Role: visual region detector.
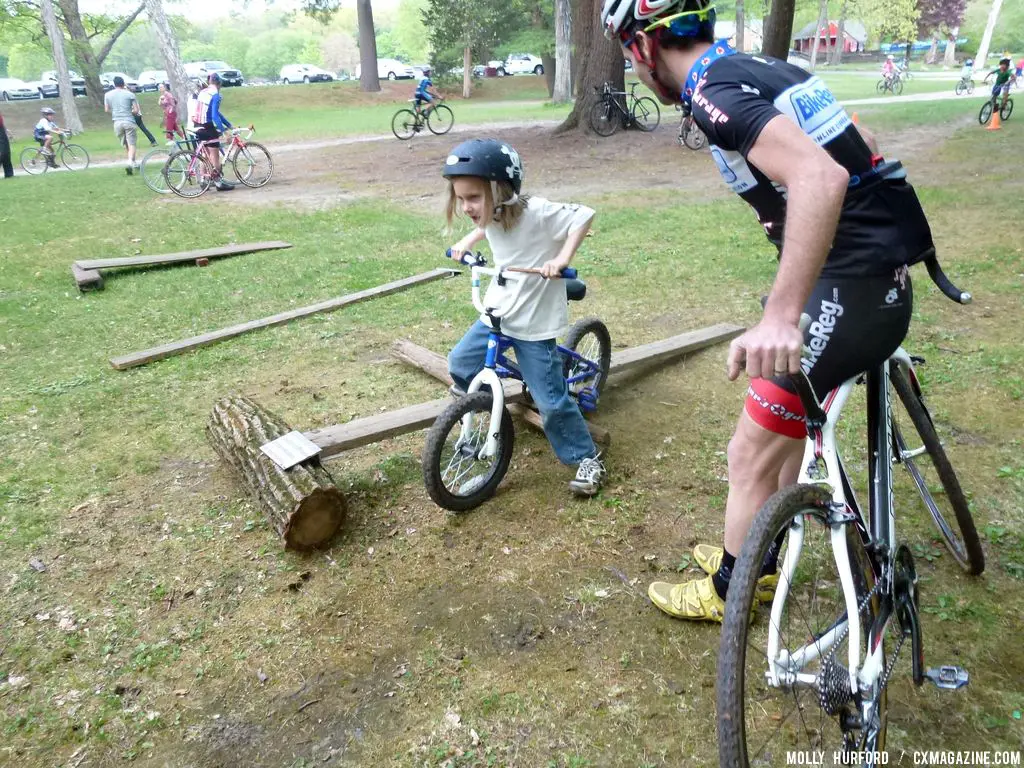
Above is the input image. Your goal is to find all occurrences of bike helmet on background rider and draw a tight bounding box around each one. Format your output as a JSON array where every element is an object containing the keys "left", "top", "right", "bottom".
[
  {"left": 443, "top": 138, "right": 524, "bottom": 195},
  {"left": 41, "top": 107, "right": 55, "bottom": 116}
]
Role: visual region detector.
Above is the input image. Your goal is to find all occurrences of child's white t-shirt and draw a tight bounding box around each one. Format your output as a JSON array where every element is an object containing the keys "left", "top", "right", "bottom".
[
  {"left": 960, "top": 64, "right": 973, "bottom": 78},
  {"left": 482, "top": 196, "right": 594, "bottom": 342}
]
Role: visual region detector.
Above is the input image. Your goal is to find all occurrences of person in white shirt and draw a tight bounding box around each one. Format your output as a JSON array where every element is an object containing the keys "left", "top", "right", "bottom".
[
  {"left": 444, "top": 138, "right": 607, "bottom": 497},
  {"left": 34, "top": 107, "right": 62, "bottom": 167}
]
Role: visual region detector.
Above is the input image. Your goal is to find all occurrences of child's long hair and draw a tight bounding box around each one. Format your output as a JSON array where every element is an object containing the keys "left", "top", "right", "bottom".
[{"left": 445, "top": 179, "right": 529, "bottom": 233}]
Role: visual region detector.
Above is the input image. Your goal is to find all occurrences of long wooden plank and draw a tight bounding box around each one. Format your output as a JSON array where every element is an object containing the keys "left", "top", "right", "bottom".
[
  {"left": 608, "top": 323, "right": 744, "bottom": 375},
  {"left": 110, "top": 268, "right": 459, "bottom": 370},
  {"left": 76, "top": 241, "right": 293, "bottom": 271}
]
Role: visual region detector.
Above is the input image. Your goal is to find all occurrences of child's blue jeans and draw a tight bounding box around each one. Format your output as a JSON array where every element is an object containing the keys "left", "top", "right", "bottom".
[{"left": 448, "top": 321, "right": 598, "bottom": 466}]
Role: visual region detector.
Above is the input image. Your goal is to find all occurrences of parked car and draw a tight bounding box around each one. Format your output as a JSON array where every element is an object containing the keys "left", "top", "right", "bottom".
[
  {"left": 39, "top": 70, "right": 87, "bottom": 97},
  {"left": 136, "top": 70, "right": 167, "bottom": 92},
  {"left": 0, "top": 77, "right": 42, "bottom": 101},
  {"left": 501, "top": 53, "right": 545, "bottom": 76},
  {"left": 100, "top": 72, "right": 140, "bottom": 92},
  {"left": 355, "top": 58, "right": 416, "bottom": 80},
  {"left": 279, "top": 64, "right": 335, "bottom": 84},
  {"left": 184, "top": 60, "right": 244, "bottom": 87}
]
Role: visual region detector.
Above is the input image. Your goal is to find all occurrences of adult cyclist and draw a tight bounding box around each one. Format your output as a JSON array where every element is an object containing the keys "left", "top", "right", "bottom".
[
  {"left": 988, "top": 57, "right": 1017, "bottom": 112},
  {"left": 600, "top": 0, "right": 937, "bottom": 622},
  {"left": 414, "top": 74, "right": 441, "bottom": 117}
]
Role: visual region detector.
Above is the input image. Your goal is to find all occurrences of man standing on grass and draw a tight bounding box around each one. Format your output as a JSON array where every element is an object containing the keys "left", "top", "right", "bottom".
[
  {"left": 104, "top": 75, "right": 140, "bottom": 175},
  {"left": 0, "top": 111, "right": 13, "bottom": 179}
]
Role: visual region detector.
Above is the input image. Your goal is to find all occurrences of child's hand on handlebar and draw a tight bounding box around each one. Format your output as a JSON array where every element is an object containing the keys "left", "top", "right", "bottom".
[{"left": 539, "top": 256, "right": 571, "bottom": 279}]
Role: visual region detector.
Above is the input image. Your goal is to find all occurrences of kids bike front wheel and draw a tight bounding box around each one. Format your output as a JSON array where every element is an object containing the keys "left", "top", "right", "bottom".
[
  {"left": 978, "top": 100, "right": 993, "bottom": 125},
  {"left": 562, "top": 318, "right": 612, "bottom": 410},
  {"left": 423, "top": 392, "right": 514, "bottom": 512}
]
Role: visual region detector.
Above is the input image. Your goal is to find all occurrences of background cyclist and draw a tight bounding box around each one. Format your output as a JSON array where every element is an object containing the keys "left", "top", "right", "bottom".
[{"left": 414, "top": 73, "right": 441, "bottom": 117}]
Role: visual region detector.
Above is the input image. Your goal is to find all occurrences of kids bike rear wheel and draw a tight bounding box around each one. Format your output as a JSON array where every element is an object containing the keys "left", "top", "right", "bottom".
[
  {"left": 392, "top": 109, "right": 418, "bottom": 140},
  {"left": 889, "top": 366, "right": 984, "bottom": 575},
  {"left": 562, "top": 318, "right": 612, "bottom": 406},
  {"left": 427, "top": 104, "right": 454, "bottom": 135},
  {"left": 718, "top": 484, "right": 887, "bottom": 765},
  {"left": 423, "top": 392, "right": 515, "bottom": 512}
]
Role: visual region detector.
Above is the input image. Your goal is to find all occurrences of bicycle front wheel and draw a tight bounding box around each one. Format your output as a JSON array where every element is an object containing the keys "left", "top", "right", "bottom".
[
  {"left": 231, "top": 141, "right": 274, "bottom": 187},
  {"left": 60, "top": 144, "right": 89, "bottom": 171},
  {"left": 140, "top": 147, "right": 172, "bottom": 193},
  {"left": 422, "top": 392, "right": 514, "bottom": 512},
  {"left": 978, "top": 101, "right": 993, "bottom": 125},
  {"left": 589, "top": 100, "right": 618, "bottom": 136},
  {"left": 427, "top": 104, "right": 454, "bottom": 135},
  {"left": 718, "top": 484, "right": 887, "bottom": 765},
  {"left": 890, "top": 366, "right": 984, "bottom": 574},
  {"left": 391, "top": 108, "right": 418, "bottom": 140},
  {"left": 631, "top": 96, "right": 660, "bottom": 132},
  {"left": 955, "top": 81, "right": 965, "bottom": 96},
  {"left": 893, "top": 78, "right": 904, "bottom": 96},
  {"left": 20, "top": 147, "right": 48, "bottom": 175},
  {"left": 164, "top": 150, "right": 214, "bottom": 198},
  {"left": 967, "top": 81, "right": 974, "bottom": 95},
  {"left": 683, "top": 119, "right": 706, "bottom": 150},
  {"left": 876, "top": 79, "right": 887, "bottom": 94}
]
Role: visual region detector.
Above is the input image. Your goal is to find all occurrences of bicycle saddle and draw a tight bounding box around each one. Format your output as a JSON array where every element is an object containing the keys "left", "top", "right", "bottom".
[{"left": 566, "top": 279, "right": 586, "bottom": 302}]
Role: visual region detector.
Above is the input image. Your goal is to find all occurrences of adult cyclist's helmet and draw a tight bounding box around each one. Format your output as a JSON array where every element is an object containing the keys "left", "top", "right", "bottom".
[
  {"left": 601, "top": 0, "right": 715, "bottom": 43},
  {"left": 443, "top": 138, "right": 524, "bottom": 194}
]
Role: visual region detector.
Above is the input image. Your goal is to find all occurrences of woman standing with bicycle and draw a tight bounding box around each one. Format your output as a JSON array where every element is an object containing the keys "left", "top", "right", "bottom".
[{"left": 443, "top": 138, "right": 608, "bottom": 498}]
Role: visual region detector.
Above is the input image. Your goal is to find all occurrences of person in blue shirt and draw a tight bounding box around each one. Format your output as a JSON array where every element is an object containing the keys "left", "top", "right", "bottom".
[
  {"left": 192, "top": 73, "right": 235, "bottom": 191},
  {"left": 414, "top": 76, "right": 441, "bottom": 117}
]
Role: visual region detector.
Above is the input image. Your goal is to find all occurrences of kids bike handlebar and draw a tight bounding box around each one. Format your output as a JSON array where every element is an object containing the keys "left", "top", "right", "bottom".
[{"left": 446, "top": 249, "right": 578, "bottom": 318}]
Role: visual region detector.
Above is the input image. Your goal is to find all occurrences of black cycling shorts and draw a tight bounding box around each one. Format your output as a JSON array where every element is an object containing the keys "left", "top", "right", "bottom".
[
  {"left": 746, "top": 266, "right": 913, "bottom": 438},
  {"left": 195, "top": 123, "right": 220, "bottom": 148}
]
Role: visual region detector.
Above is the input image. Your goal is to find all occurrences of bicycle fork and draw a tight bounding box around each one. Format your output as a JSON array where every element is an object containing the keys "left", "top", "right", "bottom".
[{"left": 465, "top": 337, "right": 506, "bottom": 460}]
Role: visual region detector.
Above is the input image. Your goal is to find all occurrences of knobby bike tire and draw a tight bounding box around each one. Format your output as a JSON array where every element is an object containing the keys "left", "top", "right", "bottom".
[
  {"left": 979, "top": 101, "right": 993, "bottom": 125},
  {"left": 163, "top": 150, "right": 214, "bottom": 199},
  {"left": 890, "top": 366, "right": 984, "bottom": 575},
  {"left": 631, "top": 96, "right": 660, "bottom": 132},
  {"left": 718, "top": 484, "right": 886, "bottom": 765},
  {"left": 422, "top": 392, "right": 515, "bottom": 512},
  {"left": 391, "top": 109, "right": 418, "bottom": 140},
  {"left": 140, "top": 148, "right": 172, "bottom": 193},
  {"left": 20, "top": 147, "right": 47, "bottom": 175},
  {"left": 589, "top": 99, "right": 618, "bottom": 137},
  {"left": 1000, "top": 98, "right": 1013, "bottom": 121},
  {"left": 562, "top": 318, "right": 612, "bottom": 403},
  {"left": 60, "top": 144, "right": 89, "bottom": 171},
  {"left": 232, "top": 141, "right": 274, "bottom": 188},
  {"left": 427, "top": 104, "right": 454, "bottom": 135}
]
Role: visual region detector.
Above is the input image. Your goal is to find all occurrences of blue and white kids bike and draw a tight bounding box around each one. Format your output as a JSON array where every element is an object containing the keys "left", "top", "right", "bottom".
[{"left": 422, "top": 252, "right": 611, "bottom": 512}]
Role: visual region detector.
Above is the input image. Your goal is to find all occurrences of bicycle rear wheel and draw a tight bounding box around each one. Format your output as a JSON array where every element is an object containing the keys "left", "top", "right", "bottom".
[
  {"left": 979, "top": 101, "right": 993, "bottom": 125},
  {"left": 562, "top": 318, "right": 612, "bottom": 407},
  {"left": 589, "top": 100, "right": 618, "bottom": 136},
  {"left": 164, "top": 150, "right": 213, "bottom": 198},
  {"left": 60, "top": 144, "right": 89, "bottom": 171},
  {"left": 391, "top": 109, "right": 418, "bottom": 140},
  {"left": 718, "top": 484, "right": 887, "bottom": 765},
  {"left": 20, "top": 147, "right": 48, "bottom": 175},
  {"left": 427, "top": 104, "right": 454, "bottom": 135},
  {"left": 683, "top": 118, "right": 706, "bottom": 150},
  {"left": 893, "top": 78, "right": 904, "bottom": 96},
  {"left": 631, "top": 96, "right": 660, "bottom": 132},
  {"left": 231, "top": 141, "right": 274, "bottom": 187},
  {"left": 140, "top": 148, "right": 172, "bottom": 193},
  {"left": 890, "top": 365, "right": 984, "bottom": 575}
]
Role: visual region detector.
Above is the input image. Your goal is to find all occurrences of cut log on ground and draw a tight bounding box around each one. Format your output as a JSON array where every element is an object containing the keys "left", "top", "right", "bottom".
[
  {"left": 110, "top": 268, "right": 460, "bottom": 370},
  {"left": 72, "top": 241, "right": 292, "bottom": 290},
  {"left": 208, "top": 395, "right": 346, "bottom": 551}
]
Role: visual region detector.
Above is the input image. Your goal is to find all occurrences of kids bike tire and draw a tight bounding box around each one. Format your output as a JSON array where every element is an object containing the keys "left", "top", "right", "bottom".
[
  {"left": 422, "top": 391, "right": 515, "bottom": 512},
  {"left": 1000, "top": 98, "right": 1013, "bottom": 121},
  {"left": 718, "top": 484, "right": 887, "bottom": 765},
  {"left": 978, "top": 101, "right": 993, "bottom": 125},
  {"left": 890, "top": 366, "right": 984, "bottom": 575},
  {"left": 562, "top": 318, "right": 612, "bottom": 403},
  {"left": 955, "top": 82, "right": 965, "bottom": 96}
]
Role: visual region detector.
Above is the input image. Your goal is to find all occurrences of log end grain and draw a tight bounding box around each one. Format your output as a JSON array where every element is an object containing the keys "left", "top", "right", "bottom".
[{"left": 283, "top": 487, "right": 348, "bottom": 551}]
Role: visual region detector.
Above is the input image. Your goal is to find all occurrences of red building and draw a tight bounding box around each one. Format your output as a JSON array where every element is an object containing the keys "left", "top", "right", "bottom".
[{"left": 792, "top": 20, "right": 867, "bottom": 54}]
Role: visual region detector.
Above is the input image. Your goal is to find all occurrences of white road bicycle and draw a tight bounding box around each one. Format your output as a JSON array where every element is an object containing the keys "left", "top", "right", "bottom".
[{"left": 717, "top": 253, "right": 984, "bottom": 765}]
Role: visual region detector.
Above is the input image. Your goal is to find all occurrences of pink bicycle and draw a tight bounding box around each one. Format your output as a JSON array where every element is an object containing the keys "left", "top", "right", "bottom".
[{"left": 163, "top": 126, "right": 273, "bottom": 198}]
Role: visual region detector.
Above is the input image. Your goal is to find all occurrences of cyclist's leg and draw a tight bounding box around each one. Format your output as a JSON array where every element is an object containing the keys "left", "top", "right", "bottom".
[{"left": 447, "top": 320, "right": 493, "bottom": 393}]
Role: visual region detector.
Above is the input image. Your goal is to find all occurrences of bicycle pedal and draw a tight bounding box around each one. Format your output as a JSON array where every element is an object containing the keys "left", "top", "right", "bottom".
[{"left": 923, "top": 665, "right": 969, "bottom": 690}]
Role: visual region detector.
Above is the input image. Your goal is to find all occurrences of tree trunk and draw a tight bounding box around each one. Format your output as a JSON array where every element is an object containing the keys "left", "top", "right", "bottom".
[
  {"left": 974, "top": 0, "right": 1002, "bottom": 71},
  {"left": 41, "top": 0, "right": 83, "bottom": 133},
  {"left": 357, "top": 0, "right": 380, "bottom": 93},
  {"left": 925, "top": 38, "right": 939, "bottom": 64},
  {"left": 557, "top": 0, "right": 624, "bottom": 133},
  {"left": 207, "top": 396, "right": 347, "bottom": 551},
  {"left": 144, "top": 0, "right": 191, "bottom": 124},
  {"left": 462, "top": 45, "right": 472, "bottom": 99},
  {"left": 809, "top": 0, "right": 827, "bottom": 70},
  {"left": 553, "top": 0, "right": 572, "bottom": 102},
  {"left": 542, "top": 54, "right": 555, "bottom": 97},
  {"left": 735, "top": 0, "right": 745, "bottom": 52},
  {"left": 943, "top": 26, "right": 959, "bottom": 67},
  {"left": 830, "top": 0, "right": 846, "bottom": 65},
  {"left": 56, "top": 0, "right": 102, "bottom": 110},
  {"left": 762, "top": 0, "right": 796, "bottom": 59}
]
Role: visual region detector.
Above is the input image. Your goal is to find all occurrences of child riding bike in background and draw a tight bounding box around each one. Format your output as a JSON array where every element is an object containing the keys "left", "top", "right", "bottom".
[
  {"left": 33, "top": 107, "right": 62, "bottom": 168},
  {"left": 959, "top": 58, "right": 974, "bottom": 85},
  {"left": 414, "top": 75, "right": 442, "bottom": 117},
  {"left": 881, "top": 54, "right": 896, "bottom": 83},
  {"left": 443, "top": 138, "right": 607, "bottom": 498},
  {"left": 989, "top": 57, "right": 1017, "bottom": 111}
]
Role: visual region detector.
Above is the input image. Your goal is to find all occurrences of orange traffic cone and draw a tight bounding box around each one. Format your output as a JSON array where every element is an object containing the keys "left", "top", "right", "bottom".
[{"left": 986, "top": 108, "right": 1002, "bottom": 131}]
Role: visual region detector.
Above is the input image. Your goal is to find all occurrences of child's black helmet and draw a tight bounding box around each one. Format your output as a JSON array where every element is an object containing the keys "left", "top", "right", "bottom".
[{"left": 442, "top": 138, "right": 523, "bottom": 194}]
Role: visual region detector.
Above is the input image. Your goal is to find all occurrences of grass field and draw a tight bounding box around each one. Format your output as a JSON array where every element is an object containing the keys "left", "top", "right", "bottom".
[{"left": 1, "top": 86, "right": 1022, "bottom": 767}]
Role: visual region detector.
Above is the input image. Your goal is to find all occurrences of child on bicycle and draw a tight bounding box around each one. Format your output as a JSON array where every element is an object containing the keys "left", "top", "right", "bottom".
[
  {"left": 414, "top": 75, "right": 441, "bottom": 116},
  {"left": 959, "top": 57, "right": 974, "bottom": 85},
  {"left": 990, "top": 57, "right": 1017, "bottom": 111},
  {"left": 443, "top": 138, "right": 607, "bottom": 497},
  {"left": 34, "top": 107, "right": 61, "bottom": 168}
]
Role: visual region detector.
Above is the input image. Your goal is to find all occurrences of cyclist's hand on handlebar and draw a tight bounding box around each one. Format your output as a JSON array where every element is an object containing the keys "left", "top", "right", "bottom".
[
  {"left": 539, "top": 256, "right": 571, "bottom": 279},
  {"left": 726, "top": 319, "right": 804, "bottom": 381}
]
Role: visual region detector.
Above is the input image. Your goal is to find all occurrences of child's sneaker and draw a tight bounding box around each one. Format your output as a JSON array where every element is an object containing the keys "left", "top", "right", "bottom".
[{"left": 569, "top": 454, "right": 605, "bottom": 497}]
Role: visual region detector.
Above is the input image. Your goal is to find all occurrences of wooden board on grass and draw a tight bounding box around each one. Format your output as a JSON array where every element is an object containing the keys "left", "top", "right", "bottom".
[{"left": 75, "top": 241, "right": 293, "bottom": 271}]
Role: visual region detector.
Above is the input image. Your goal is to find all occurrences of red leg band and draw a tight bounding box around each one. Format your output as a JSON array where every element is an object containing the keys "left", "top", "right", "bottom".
[{"left": 745, "top": 379, "right": 808, "bottom": 440}]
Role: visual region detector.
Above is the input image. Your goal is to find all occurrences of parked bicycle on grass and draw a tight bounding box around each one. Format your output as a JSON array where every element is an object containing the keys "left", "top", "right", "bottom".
[{"left": 589, "top": 81, "right": 661, "bottom": 136}]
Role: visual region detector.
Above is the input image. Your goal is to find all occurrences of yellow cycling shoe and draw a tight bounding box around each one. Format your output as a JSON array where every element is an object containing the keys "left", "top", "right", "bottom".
[
  {"left": 692, "top": 544, "right": 779, "bottom": 604},
  {"left": 648, "top": 574, "right": 728, "bottom": 623}
]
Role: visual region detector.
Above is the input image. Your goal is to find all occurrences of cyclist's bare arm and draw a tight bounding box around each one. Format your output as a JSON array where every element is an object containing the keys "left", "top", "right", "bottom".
[
  {"left": 449, "top": 227, "right": 487, "bottom": 260},
  {"left": 729, "top": 115, "right": 849, "bottom": 379}
]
